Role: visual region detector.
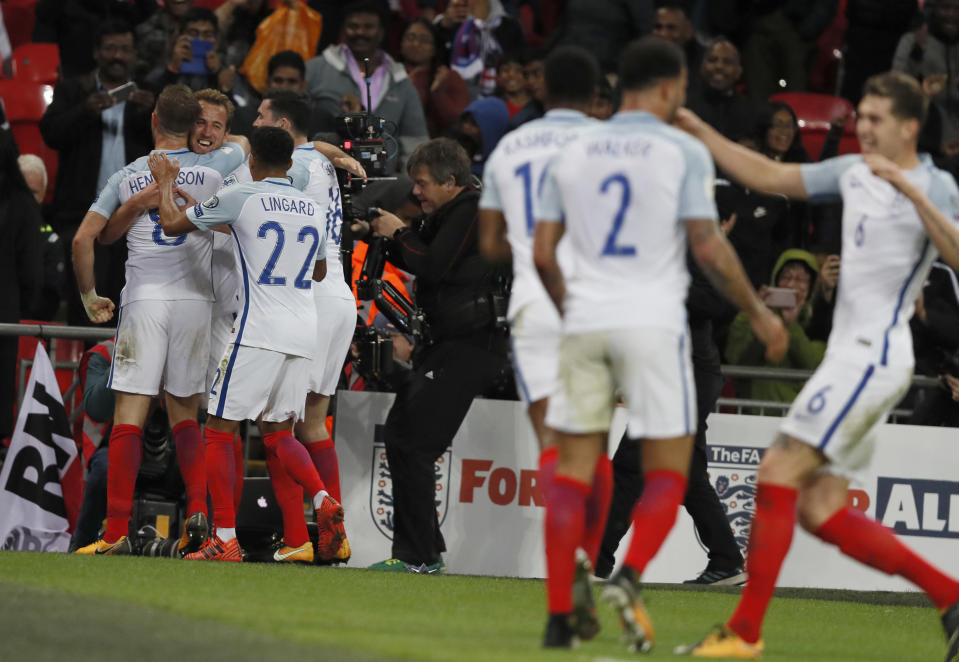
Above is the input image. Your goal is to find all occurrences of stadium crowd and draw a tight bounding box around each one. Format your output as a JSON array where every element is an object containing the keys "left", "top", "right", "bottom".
[{"left": 2, "top": 0, "right": 959, "bottom": 657}]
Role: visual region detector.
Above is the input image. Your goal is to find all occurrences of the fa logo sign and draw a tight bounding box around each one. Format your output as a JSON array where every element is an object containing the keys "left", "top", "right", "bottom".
[
  {"left": 706, "top": 444, "right": 765, "bottom": 555},
  {"left": 369, "top": 425, "right": 451, "bottom": 540}
]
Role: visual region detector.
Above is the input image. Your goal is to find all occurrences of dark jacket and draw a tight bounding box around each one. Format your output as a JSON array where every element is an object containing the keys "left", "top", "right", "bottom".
[
  {"left": 0, "top": 189, "right": 43, "bottom": 321},
  {"left": 686, "top": 83, "right": 758, "bottom": 143},
  {"left": 39, "top": 75, "right": 154, "bottom": 230},
  {"left": 385, "top": 189, "right": 504, "bottom": 342}
]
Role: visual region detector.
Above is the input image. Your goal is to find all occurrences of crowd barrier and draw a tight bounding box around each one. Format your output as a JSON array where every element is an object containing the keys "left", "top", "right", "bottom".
[{"left": 336, "top": 391, "right": 959, "bottom": 589}]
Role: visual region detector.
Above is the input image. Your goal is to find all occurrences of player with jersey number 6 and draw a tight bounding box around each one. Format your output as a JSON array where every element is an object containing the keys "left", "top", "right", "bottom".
[
  {"left": 531, "top": 37, "right": 787, "bottom": 651},
  {"left": 147, "top": 126, "right": 345, "bottom": 563},
  {"left": 673, "top": 71, "right": 959, "bottom": 661}
]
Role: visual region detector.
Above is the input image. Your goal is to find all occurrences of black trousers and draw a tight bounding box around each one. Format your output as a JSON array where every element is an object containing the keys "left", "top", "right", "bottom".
[
  {"left": 384, "top": 335, "right": 508, "bottom": 565},
  {"left": 595, "top": 321, "right": 743, "bottom": 578}
]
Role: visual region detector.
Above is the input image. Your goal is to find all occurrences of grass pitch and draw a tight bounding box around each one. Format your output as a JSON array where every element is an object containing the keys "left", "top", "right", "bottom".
[{"left": 0, "top": 552, "right": 947, "bottom": 661}]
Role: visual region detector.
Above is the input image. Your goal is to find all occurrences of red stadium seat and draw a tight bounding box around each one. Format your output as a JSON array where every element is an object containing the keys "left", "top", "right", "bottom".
[
  {"left": 769, "top": 92, "right": 860, "bottom": 159},
  {"left": 0, "top": 79, "right": 57, "bottom": 202},
  {"left": 12, "top": 43, "right": 60, "bottom": 84},
  {"left": 2, "top": 0, "right": 38, "bottom": 51}
]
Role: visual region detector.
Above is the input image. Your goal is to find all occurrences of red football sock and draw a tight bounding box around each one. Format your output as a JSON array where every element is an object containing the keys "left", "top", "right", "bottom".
[
  {"left": 232, "top": 434, "right": 244, "bottom": 512},
  {"left": 305, "top": 439, "right": 341, "bottom": 503},
  {"left": 172, "top": 420, "right": 206, "bottom": 517},
  {"left": 544, "top": 474, "right": 590, "bottom": 614},
  {"left": 265, "top": 444, "right": 309, "bottom": 547},
  {"left": 204, "top": 428, "right": 236, "bottom": 529},
  {"left": 727, "top": 483, "right": 799, "bottom": 644},
  {"left": 583, "top": 455, "right": 613, "bottom": 567},
  {"left": 104, "top": 424, "right": 143, "bottom": 542},
  {"left": 537, "top": 446, "right": 558, "bottom": 504},
  {"left": 815, "top": 506, "right": 959, "bottom": 610},
  {"left": 262, "top": 431, "right": 325, "bottom": 499},
  {"left": 623, "top": 469, "right": 687, "bottom": 574}
]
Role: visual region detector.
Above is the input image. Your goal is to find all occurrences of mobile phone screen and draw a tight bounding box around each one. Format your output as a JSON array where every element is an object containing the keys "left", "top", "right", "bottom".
[
  {"left": 180, "top": 39, "right": 213, "bottom": 75},
  {"left": 109, "top": 82, "right": 137, "bottom": 103}
]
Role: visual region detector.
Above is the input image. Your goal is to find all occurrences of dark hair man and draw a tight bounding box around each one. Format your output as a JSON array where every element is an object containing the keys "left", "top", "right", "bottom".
[
  {"left": 685, "top": 37, "right": 757, "bottom": 144},
  {"left": 39, "top": 18, "right": 155, "bottom": 327},
  {"left": 674, "top": 70, "right": 959, "bottom": 661},
  {"left": 304, "top": 0, "right": 428, "bottom": 171},
  {"left": 533, "top": 36, "right": 785, "bottom": 650},
  {"left": 354, "top": 137, "right": 510, "bottom": 573}
]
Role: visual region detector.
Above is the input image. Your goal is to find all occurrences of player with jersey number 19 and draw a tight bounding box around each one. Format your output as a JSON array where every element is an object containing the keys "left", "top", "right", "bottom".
[
  {"left": 531, "top": 37, "right": 787, "bottom": 651},
  {"left": 148, "top": 126, "right": 344, "bottom": 562},
  {"left": 673, "top": 71, "right": 959, "bottom": 662}
]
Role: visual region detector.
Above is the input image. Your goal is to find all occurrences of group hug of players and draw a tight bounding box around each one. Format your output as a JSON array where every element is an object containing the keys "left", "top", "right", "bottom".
[{"left": 72, "top": 84, "right": 360, "bottom": 565}]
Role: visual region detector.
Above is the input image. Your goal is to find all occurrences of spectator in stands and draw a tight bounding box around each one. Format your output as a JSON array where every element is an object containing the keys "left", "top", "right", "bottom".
[
  {"left": 761, "top": 101, "right": 811, "bottom": 163},
  {"left": 39, "top": 19, "right": 154, "bottom": 327},
  {"left": 0, "top": 127, "right": 42, "bottom": 442},
  {"left": 686, "top": 38, "right": 758, "bottom": 144},
  {"left": 506, "top": 49, "right": 546, "bottom": 130},
  {"left": 740, "top": 0, "right": 840, "bottom": 103},
  {"left": 135, "top": 0, "right": 194, "bottom": 82},
  {"left": 305, "top": 1, "right": 428, "bottom": 171},
  {"left": 893, "top": 0, "right": 959, "bottom": 155},
  {"left": 433, "top": 0, "right": 470, "bottom": 65},
  {"left": 496, "top": 54, "right": 530, "bottom": 117},
  {"left": 400, "top": 18, "right": 470, "bottom": 137},
  {"left": 458, "top": 96, "right": 509, "bottom": 177},
  {"left": 840, "top": 0, "right": 920, "bottom": 105},
  {"left": 447, "top": 0, "right": 526, "bottom": 100},
  {"left": 910, "top": 260, "right": 959, "bottom": 426},
  {"left": 144, "top": 8, "right": 232, "bottom": 93},
  {"left": 214, "top": 0, "right": 273, "bottom": 68},
  {"left": 653, "top": 0, "right": 705, "bottom": 92},
  {"left": 34, "top": 0, "right": 155, "bottom": 80},
  {"left": 551, "top": 0, "right": 654, "bottom": 74},
  {"left": 725, "top": 249, "right": 827, "bottom": 412},
  {"left": 17, "top": 155, "right": 64, "bottom": 322}
]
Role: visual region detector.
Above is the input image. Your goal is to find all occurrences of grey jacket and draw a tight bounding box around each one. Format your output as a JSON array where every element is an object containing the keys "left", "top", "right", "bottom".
[{"left": 305, "top": 44, "right": 428, "bottom": 169}]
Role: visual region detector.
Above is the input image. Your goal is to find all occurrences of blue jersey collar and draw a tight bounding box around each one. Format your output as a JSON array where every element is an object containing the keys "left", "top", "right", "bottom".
[{"left": 264, "top": 176, "right": 293, "bottom": 187}]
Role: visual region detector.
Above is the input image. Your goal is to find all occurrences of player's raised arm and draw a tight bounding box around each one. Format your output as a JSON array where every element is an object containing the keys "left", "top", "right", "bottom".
[
  {"left": 226, "top": 133, "right": 251, "bottom": 155},
  {"left": 148, "top": 153, "right": 195, "bottom": 236},
  {"left": 71, "top": 210, "right": 115, "bottom": 323},
  {"left": 867, "top": 153, "right": 959, "bottom": 270},
  {"left": 674, "top": 108, "right": 808, "bottom": 199},
  {"left": 312, "top": 141, "right": 367, "bottom": 181}
]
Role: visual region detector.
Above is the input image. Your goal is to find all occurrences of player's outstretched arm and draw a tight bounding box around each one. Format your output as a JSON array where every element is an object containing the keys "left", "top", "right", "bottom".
[
  {"left": 72, "top": 211, "right": 116, "bottom": 323},
  {"left": 674, "top": 108, "right": 809, "bottom": 200},
  {"left": 148, "top": 153, "right": 196, "bottom": 236},
  {"left": 687, "top": 217, "right": 788, "bottom": 361},
  {"left": 866, "top": 153, "right": 959, "bottom": 270},
  {"left": 478, "top": 209, "right": 511, "bottom": 263},
  {"left": 226, "top": 133, "right": 250, "bottom": 155},
  {"left": 313, "top": 141, "right": 368, "bottom": 181},
  {"left": 532, "top": 220, "right": 566, "bottom": 314},
  {"left": 100, "top": 182, "right": 160, "bottom": 245}
]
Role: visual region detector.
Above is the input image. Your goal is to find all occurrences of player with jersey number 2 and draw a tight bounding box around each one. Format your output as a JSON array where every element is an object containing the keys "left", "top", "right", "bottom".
[
  {"left": 532, "top": 37, "right": 787, "bottom": 651},
  {"left": 673, "top": 71, "right": 959, "bottom": 661},
  {"left": 148, "top": 126, "right": 343, "bottom": 562}
]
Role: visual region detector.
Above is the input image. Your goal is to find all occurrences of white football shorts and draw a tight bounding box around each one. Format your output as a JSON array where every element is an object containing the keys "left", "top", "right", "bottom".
[
  {"left": 509, "top": 298, "right": 561, "bottom": 404},
  {"left": 780, "top": 356, "right": 912, "bottom": 475},
  {"left": 208, "top": 344, "right": 310, "bottom": 423},
  {"left": 545, "top": 327, "right": 696, "bottom": 438},
  {"left": 308, "top": 293, "right": 356, "bottom": 395},
  {"left": 108, "top": 299, "right": 212, "bottom": 397}
]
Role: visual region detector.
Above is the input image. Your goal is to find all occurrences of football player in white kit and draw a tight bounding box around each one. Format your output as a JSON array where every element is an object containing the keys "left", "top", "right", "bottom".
[
  {"left": 532, "top": 38, "right": 787, "bottom": 650},
  {"left": 478, "top": 46, "right": 606, "bottom": 640},
  {"left": 73, "top": 85, "right": 248, "bottom": 556},
  {"left": 674, "top": 71, "right": 959, "bottom": 661},
  {"left": 148, "top": 126, "right": 345, "bottom": 562},
  {"left": 250, "top": 90, "right": 356, "bottom": 564}
]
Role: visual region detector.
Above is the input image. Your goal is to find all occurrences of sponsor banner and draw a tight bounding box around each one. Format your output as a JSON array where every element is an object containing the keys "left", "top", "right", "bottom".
[
  {"left": 336, "top": 393, "right": 959, "bottom": 589},
  {"left": 0, "top": 344, "right": 78, "bottom": 552}
]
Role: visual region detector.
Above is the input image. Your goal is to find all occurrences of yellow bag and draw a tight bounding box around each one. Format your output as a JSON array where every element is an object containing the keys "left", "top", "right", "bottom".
[{"left": 240, "top": 2, "right": 322, "bottom": 93}]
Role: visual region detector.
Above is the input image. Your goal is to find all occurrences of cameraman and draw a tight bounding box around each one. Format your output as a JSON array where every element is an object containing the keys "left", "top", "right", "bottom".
[{"left": 354, "top": 138, "right": 509, "bottom": 572}]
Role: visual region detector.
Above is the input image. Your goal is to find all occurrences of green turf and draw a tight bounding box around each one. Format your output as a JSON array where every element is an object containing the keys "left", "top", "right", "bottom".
[{"left": 0, "top": 552, "right": 948, "bottom": 661}]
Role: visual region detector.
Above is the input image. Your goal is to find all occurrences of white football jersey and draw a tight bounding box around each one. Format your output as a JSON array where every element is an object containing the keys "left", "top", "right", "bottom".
[
  {"left": 211, "top": 161, "right": 252, "bottom": 316},
  {"left": 186, "top": 177, "right": 327, "bottom": 358},
  {"left": 89, "top": 143, "right": 245, "bottom": 304},
  {"left": 801, "top": 154, "right": 959, "bottom": 367},
  {"left": 480, "top": 109, "right": 594, "bottom": 319},
  {"left": 290, "top": 144, "right": 352, "bottom": 299},
  {"left": 536, "top": 111, "right": 718, "bottom": 335}
]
